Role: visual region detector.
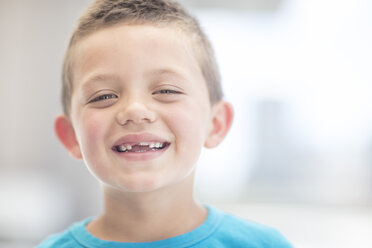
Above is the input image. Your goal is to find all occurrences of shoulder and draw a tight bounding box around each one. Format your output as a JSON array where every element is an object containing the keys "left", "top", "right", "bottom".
[
  {"left": 36, "top": 218, "right": 92, "bottom": 248},
  {"left": 36, "top": 230, "right": 77, "bottom": 248},
  {"left": 206, "top": 206, "right": 293, "bottom": 248}
]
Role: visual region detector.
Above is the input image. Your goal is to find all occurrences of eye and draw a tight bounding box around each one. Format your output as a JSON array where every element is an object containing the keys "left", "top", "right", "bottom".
[
  {"left": 89, "top": 94, "right": 118, "bottom": 103},
  {"left": 152, "top": 88, "right": 184, "bottom": 103},
  {"left": 153, "top": 89, "right": 181, "bottom": 95}
]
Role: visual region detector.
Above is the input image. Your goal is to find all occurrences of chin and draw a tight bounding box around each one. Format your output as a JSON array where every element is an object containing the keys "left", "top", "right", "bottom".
[
  {"left": 106, "top": 174, "right": 172, "bottom": 193},
  {"left": 100, "top": 169, "right": 194, "bottom": 194}
]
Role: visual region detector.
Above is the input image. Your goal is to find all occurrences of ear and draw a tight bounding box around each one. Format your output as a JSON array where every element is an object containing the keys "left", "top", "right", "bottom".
[
  {"left": 54, "top": 115, "right": 82, "bottom": 159},
  {"left": 204, "top": 101, "right": 234, "bottom": 148}
]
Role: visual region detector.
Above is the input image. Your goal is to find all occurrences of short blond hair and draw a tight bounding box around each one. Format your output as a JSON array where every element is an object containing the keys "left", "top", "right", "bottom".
[{"left": 62, "top": 0, "right": 223, "bottom": 116}]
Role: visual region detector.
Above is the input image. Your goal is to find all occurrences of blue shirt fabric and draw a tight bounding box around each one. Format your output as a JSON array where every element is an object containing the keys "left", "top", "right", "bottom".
[{"left": 37, "top": 206, "right": 293, "bottom": 248}]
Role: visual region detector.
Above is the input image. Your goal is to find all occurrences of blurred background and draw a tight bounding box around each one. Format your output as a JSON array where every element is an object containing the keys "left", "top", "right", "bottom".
[{"left": 0, "top": 0, "right": 371, "bottom": 247}]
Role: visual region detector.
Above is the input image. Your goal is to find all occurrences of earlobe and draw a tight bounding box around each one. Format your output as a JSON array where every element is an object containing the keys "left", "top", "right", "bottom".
[
  {"left": 54, "top": 115, "right": 82, "bottom": 159},
  {"left": 204, "top": 101, "right": 234, "bottom": 148}
]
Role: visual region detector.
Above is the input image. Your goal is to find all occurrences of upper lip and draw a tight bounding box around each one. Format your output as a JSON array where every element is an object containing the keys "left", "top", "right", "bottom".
[{"left": 112, "top": 133, "right": 169, "bottom": 147}]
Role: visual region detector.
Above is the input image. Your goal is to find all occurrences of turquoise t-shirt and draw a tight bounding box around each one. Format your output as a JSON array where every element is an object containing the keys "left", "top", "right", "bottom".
[{"left": 37, "top": 206, "right": 293, "bottom": 248}]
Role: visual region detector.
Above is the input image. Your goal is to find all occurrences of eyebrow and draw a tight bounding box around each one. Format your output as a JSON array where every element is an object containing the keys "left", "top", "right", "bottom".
[
  {"left": 146, "top": 68, "right": 189, "bottom": 80},
  {"left": 81, "top": 74, "right": 121, "bottom": 91}
]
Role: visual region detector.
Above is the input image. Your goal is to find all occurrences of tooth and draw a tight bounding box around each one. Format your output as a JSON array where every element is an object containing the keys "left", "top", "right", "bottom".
[
  {"left": 140, "top": 142, "right": 148, "bottom": 146},
  {"left": 155, "top": 142, "right": 161, "bottom": 148},
  {"left": 118, "top": 145, "right": 126, "bottom": 152},
  {"left": 126, "top": 144, "right": 132, "bottom": 150},
  {"left": 149, "top": 143, "right": 155, "bottom": 148}
]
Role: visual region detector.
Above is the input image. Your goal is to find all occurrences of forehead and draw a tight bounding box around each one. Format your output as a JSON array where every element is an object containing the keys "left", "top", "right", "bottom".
[{"left": 70, "top": 24, "right": 203, "bottom": 87}]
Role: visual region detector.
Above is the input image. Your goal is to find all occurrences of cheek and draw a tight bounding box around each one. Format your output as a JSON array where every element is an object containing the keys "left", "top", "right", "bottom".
[
  {"left": 77, "top": 111, "right": 109, "bottom": 163},
  {"left": 82, "top": 114, "right": 104, "bottom": 146},
  {"left": 77, "top": 111, "right": 113, "bottom": 180},
  {"left": 165, "top": 103, "right": 209, "bottom": 158}
]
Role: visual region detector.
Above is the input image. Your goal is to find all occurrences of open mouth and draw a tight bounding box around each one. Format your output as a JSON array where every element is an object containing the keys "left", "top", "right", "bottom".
[{"left": 113, "top": 142, "right": 171, "bottom": 153}]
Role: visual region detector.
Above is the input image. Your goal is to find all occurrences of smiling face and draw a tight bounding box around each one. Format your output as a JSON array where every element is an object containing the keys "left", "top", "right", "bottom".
[{"left": 58, "top": 24, "right": 220, "bottom": 193}]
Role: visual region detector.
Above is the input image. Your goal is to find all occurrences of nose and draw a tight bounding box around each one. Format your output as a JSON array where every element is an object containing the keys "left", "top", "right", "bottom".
[{"left": 115, "top": 99, "right": 156, "bottom": 126}]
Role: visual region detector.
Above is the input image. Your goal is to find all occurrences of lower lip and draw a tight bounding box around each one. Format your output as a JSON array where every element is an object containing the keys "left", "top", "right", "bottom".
[{"left": 112, "top": 145, "right": 170, "bottom": 162}]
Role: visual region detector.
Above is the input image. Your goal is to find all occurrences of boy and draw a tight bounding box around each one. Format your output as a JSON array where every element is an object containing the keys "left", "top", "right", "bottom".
[{"left": 38, "top": 0, "right": 293, "bottom": 247}]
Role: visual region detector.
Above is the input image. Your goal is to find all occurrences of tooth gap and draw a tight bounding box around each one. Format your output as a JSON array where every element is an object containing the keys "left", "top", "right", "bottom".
[{"left": 116, "top": 146, "right": 126, "bottom": 152}]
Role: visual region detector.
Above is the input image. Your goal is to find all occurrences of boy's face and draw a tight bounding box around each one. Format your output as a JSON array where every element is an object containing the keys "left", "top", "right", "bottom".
[{"left": 56, "top": 24, "right": 231, "bottom": 193}]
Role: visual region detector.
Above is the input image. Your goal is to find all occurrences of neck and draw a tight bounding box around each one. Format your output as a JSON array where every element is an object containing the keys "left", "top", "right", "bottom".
[{"left": 87, "top": 174, "right": 207, "bottom": 242}]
